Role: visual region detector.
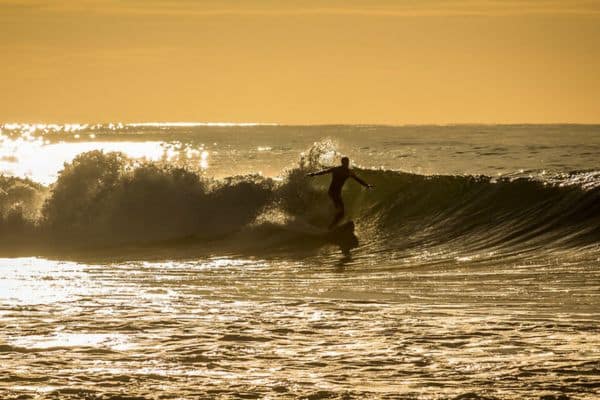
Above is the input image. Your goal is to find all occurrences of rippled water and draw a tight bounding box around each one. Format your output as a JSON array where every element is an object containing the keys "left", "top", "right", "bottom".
[
  {"left": 2, "top": 123, "right": 600, "bottom": 183},
  {"left": 1, "top": 253, "right": 598, "bottom": 399},
  {"left": 1, "top": 124, "right": 599, "bottom": 399}
]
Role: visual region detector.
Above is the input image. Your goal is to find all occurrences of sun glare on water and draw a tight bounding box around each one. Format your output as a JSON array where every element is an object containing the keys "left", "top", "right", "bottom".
[{"left": 0, "top": 123, "right": 213, "bottom": 185}]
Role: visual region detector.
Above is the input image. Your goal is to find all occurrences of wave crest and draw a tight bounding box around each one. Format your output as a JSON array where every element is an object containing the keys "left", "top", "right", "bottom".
[
  {"left": 39, "top": 151, "right": 273, "bottom": 244},
  {"left": 0, "top": 147, "right": 599, "bottom": 256}
]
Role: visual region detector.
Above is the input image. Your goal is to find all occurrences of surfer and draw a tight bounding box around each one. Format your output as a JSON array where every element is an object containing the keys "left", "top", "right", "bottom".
[{"left": 307, "top": 157, "right": 373, "bottom": 229}]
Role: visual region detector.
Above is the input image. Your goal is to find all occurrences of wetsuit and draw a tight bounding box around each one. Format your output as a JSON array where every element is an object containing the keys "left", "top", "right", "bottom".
[
  {"left": 309, "top": 165, "right": 370, "bottom": 229},
  {"left": 328, "top": 166, "right": 351, "bottom": 214}
]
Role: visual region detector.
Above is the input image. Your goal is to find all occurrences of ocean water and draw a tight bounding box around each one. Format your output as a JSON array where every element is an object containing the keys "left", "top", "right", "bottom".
[{"left": 0, "top": 123, "right": 599, "bottom": 399}]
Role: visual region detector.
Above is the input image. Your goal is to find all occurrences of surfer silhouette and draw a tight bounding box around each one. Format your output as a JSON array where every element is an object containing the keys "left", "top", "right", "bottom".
[{"left": 307, "top": 157, "right": 373, "bottom": 229}]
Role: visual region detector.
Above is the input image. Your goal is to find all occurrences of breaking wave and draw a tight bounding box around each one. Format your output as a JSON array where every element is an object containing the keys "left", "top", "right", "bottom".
[{"left": 1, "top": 145, "right": 599, "bottom": 259}]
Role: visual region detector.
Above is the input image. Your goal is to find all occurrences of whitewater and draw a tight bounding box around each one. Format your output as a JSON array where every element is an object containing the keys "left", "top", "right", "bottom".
[{"left": 0, "top": 123, "right": 599, "bottom": 399}]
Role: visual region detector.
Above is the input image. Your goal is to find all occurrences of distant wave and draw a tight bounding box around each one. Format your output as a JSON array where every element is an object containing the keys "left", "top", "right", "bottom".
[{"left": 1, "top": 144, "right": 599, "bottom": 258}]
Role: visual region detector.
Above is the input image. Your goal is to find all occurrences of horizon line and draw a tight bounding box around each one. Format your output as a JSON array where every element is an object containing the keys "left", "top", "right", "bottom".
[{"left": 3, "top": 121, "right": 600, "bottom": 129}]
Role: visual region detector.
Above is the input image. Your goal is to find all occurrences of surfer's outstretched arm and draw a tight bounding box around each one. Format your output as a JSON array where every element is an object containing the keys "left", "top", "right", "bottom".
[
  {"left": 307, "top": 168, "right": 333, "bottom": 177},
  {"left": 351, "top": 172, "right": 373, "bottom": 188}
]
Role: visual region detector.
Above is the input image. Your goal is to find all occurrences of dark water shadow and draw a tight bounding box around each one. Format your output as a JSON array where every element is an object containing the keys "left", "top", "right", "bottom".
[{"left": 0, "top": 228, "right": 360, "bottom": 265}]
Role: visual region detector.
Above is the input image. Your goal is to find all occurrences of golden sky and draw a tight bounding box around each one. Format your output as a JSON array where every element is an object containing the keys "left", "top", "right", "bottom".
[{"left": 1, "top": 0, "right": 599, "bottom": 124}]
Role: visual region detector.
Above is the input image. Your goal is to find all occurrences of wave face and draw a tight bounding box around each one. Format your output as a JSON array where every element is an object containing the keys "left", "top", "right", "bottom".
[
  {"left": 1, "top": 148, "right": 599, "bottom": 259},
  {"left": 353, "top": 170, "right": 600, "bottom": 254}
]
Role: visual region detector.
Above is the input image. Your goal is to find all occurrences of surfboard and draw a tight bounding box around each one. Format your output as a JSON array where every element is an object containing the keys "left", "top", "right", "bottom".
[
  {"left": 323, "top": 220, "right": 356, "bottom": 242},
  {"left": 328, "top": 220, "right": 355, "bottom": 236}
]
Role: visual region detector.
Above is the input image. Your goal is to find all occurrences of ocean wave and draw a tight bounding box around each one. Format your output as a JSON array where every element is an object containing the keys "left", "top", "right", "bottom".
[{"left": 1, "top": 147, "right": 599, "bottom": 257}]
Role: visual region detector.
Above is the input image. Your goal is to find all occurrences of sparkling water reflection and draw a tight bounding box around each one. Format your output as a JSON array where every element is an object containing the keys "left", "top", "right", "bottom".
[{"left": 1, "top": 256, "right": 598, "bottom": 399}]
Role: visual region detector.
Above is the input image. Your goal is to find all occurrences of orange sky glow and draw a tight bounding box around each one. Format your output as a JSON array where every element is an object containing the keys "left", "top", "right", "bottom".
[{"left": 1, "top": 0, "right": 599, "bottom": 124}]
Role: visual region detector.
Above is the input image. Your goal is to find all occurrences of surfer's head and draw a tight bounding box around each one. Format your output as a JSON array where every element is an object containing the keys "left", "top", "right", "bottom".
[{"left": 341, "top": 157, "right": 349, "bottom": 167}]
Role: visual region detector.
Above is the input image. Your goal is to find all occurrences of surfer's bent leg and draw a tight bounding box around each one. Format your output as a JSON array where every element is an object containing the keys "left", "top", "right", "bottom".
[{"left": 328, "top": 191, "right": 345, "bottom": 229}]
